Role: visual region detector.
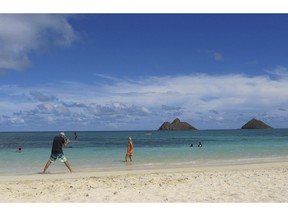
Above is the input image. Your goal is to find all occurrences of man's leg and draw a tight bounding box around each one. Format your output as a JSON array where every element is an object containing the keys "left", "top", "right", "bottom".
[
  {"left": 42, "top": 160, "right": 52, "bottom": 174},
  {"left": 64, "top": 161, "right": 73, "bottom": 173}
]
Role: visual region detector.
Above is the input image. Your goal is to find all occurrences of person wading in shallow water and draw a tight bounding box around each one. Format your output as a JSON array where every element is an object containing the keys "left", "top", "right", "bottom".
[
  {"left": 125, "top": 137, "right": 134, "bottom": 162},
  {"left": 74, "top": 131, "right": 78, "bottom": 140},
  {"left": 42, "top": 132, "right": 73, "bottom": 174}
]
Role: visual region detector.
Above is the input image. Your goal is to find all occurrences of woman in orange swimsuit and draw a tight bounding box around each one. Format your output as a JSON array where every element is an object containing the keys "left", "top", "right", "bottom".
[{"left": 125, "top": 137, "right": 133, "bottom": 162}]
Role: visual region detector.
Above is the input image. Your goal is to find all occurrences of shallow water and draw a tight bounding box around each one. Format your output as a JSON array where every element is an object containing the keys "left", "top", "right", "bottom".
[{"left": 0, "top": 129, "right": 288, "bottom": 175}]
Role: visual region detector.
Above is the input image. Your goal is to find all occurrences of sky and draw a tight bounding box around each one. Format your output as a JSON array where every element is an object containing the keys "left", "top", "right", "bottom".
[{"left": 1, "top": 11, "right": 288, "bottom": 131}]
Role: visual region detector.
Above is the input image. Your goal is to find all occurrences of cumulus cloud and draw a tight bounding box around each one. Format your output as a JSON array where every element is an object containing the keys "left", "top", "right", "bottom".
[
  {"left": 161, "top": 105, "right": 182, "bottom": 111},
  {"left": 1, "top": 72, "right": 288, "bottom": 130},
  {"left": 35, "top": 103, "right": 71, "bottom": 116},
  {"left": 29, "top": 91, "right": 58, "bottom": 102},
  {"left": 0, "top": 14, "right": 77, "bottom": 71}
]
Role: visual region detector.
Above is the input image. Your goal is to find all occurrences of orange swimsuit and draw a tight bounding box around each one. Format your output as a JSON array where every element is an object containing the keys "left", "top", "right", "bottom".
[{"left": 127, "top": 140, "right": 133, "bottom": 156}]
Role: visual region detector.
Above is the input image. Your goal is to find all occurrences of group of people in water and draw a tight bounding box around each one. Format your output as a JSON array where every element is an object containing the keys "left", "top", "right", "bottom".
[
  {"left": 190, "top": 141, "right": 203, "bottom": 148},
  {"left": 41, "top": 132, "right": 134, "bottom": 174}
]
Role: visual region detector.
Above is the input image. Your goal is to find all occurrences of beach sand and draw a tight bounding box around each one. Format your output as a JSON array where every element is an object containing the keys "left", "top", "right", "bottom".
[{"left": 1, "top": 162, "right": 288, "bottom": 202}]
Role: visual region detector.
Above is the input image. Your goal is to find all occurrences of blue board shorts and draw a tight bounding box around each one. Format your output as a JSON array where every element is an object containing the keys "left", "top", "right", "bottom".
[{"left": 49, "top": 152, "right": 67, "bottom": 163}]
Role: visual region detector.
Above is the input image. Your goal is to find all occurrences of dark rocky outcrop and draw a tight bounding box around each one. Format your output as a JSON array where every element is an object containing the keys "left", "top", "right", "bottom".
[
  {"left": 241, "top": 118, "right": 272, "bottom": 129},
  {"left": 158, "top": 118, "right": 197, "bottom": 130}
]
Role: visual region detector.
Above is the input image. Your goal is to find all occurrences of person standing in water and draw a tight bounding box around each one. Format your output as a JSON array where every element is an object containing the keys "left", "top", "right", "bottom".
[
  {"left": 74, "top": 131, "right": 78, "bottom": 140},
  {"left": 125, "top": 137, "right": 134, "bottom": 162},
  {"left": 42, "top": 132, "right": 73, "bottom": 174},
  {"left": 16, "top": 147, "right": 22, "bottom": 152}
]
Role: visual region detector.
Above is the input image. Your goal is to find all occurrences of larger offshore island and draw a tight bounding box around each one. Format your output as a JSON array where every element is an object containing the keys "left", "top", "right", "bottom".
[{"left": 158, "top": 118, "right": 272, "bottom": 130}]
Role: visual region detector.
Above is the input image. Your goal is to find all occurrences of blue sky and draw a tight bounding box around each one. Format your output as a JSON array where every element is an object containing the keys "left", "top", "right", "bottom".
[{"left": 1, "top": 13, "right": 288, "bottom": 131}]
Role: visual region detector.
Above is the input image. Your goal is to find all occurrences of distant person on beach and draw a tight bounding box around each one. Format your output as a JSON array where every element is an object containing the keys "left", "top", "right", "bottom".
[
  {"left": 74, "top": 131, "right": 78, "bottom": 140},
  {"left": 125, "top": 137, "right": 134, "bottom": 162},
  {"left": 42, "top": 132, "right": 73, "bottom": 174}
]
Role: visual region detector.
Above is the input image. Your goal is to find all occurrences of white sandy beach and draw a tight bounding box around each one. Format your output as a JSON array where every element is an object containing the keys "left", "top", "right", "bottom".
[{"left": 0, "top": 162, "right": 288, "bottom": 202}]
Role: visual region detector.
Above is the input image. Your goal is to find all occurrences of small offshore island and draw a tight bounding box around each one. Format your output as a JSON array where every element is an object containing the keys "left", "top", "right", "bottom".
[
  {"left": 241, "top": 118, "right": 273, "bottom": 129},
  {"left": 158, "top": 118, "right": 197, "bottom": 130},
  {"left": 158, "top": 118, "right": 273, "bottom": 130}
]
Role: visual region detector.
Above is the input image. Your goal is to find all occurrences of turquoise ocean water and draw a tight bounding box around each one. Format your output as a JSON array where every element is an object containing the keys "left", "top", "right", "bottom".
[{"left": 0, "top": 129, "right": 288, "bottom": 175}]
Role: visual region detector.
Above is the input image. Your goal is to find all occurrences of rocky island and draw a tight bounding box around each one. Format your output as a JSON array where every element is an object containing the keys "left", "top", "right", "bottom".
[
  {"left": 158, "top": 118, "right": 197, "bottom": 130},
  {"left": 241, "top": 118, "right": 272, "bottom": 129}
]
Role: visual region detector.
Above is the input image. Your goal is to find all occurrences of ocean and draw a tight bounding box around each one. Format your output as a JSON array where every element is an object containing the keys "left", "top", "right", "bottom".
[{"left": 0, "top": 129, "right": 288, "bottom": 175}]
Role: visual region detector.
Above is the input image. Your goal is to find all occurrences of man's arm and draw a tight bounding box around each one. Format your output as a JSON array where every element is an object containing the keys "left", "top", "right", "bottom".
[{"left": 63, "top": 139, "right": 69, "bottom": 148}]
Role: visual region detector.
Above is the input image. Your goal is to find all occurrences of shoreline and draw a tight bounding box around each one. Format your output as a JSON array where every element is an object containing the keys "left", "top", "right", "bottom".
[
  {"left": 1, "top": 160, "right": 288, "bottom": 181},
  {"left": 1, "top": 161, "right": 288, "bottom": 202},
  {"left": 1, "top": 156, "right": 288, "bottom": 179}
]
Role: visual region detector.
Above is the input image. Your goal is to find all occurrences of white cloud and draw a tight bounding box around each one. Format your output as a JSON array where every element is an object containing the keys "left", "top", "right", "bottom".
[
  {"left": 0, "top": 14, "right": 77, "bottom": 71},
  {"left": 105, "top": 74, "right": 288, "bottom": 111},
  {"left": 29, "top": 91, "right": 58, "bottom": 102},
  {"left": 1, "top": 72, "right": 288, "bottom": 130},
  {"left": 265, "top": 65, "right": 288, "bottom": 78}
]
